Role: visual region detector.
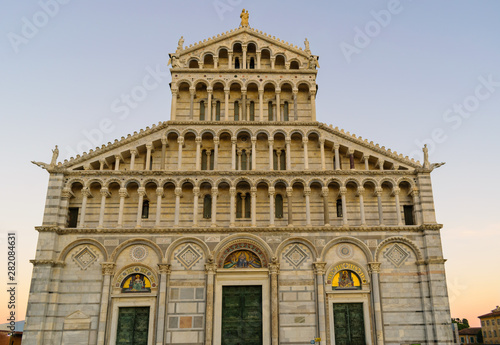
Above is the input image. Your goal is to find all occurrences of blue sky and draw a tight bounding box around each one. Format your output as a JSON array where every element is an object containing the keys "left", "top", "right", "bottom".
[{"left": 1, "top": 1, "right": 499, "bottom": 325}]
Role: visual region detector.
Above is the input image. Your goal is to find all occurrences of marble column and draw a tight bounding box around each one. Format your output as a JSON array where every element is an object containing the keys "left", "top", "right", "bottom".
[
  {"left": 393, "top": 187, "right": 403, "bottom": 225},
  {"left": 358, "top": 187, "right": 366, "bottom": 226},
  {"left": 195, "top": 137, "right": 202, "bottom": 171},
  {"left": 270, "top": 57, "right": 275, "bottom": 69},
  {"left": 136, "top": 187, "right": 146, "bottom": 228},
  {"left": 213, "top": 56, "right": 218, "bottom": 69},
  {"left": 231, "top": 137, "right": 237, "bottom": 170},
  {"left": 207, "top": 88, "right": 213, "bottom": 121},
  {"left": 79, "top": 187, "right": 92, "bottom": 228},
  {"left": 268, "top": 187, "right": 275, "bottom": 227},
  {"left": 130, "top": 149, "right": 137, "bottom": 170},
  {"left": 293, "top": 89, "right": 298, "bottom": 121},
  {"left": 304, "top": 187, "right": 312, "bottom": 226},
  {"left": 98, "top": 187, "right": 110, "bottom": 228},
  {"left": 369, "top": 262, "right": 385, "bottom": 345},
  {"left": 320, "top": 138, "right": 326, "bottom": 170},
  {"left": 340, "top": 187, "right": 348, "bottom": 226},
  {"left": 114, "top": 155, "right": 121, "bottom": 171},
  {"left": 204, "top": 261, "right": 217, "bottom": 345},
  {"left": 303, "top": 137, "right": 309, "bottom": 170},
  {"left": 242, "top": 90, "right": 247, "bottom": 120},
  {"left": 270, "top": 260, "right": 280, "bottom": 345},
  {"left": 213, "top": 137, "right": 219, "bottom": 170},
  {"left": 268, "top": 139, "right": 274, "bottom": 170},
  {"left": 285, "top": 137, "right": 291, "bottom": 171},
  {"left": 145, "top": 144, "right": 152, "bottom": 170},
  {"left": 97, "top": 263, "right": 115, "bottom": 345},
  {"left": 99, "top": 159, "right": 106, "bottom": 171},
  {"left": 117, "top": 187, "right": 128, "bottom": 226},
  {"left": 228, "top": 51, "right": 233, "bottom": 69},
  {"left": 310, "top": 90, "right": 317, "bottom": 121},
  {"left": 206, "top": 151, "right": 212, "bottom": 170},
  {"left": 170, "top": 89, "right": 178, "bottom": 120},
  {"left": 256, "top": 51, "right": 261, "bottom": 69},
  {"left": 160, "top": 139, "right": 167, "bottom": 170},
  {"left": 348, "top": 149, "right": 355, "bottom": 170},
  {"left": 275, "top": 89, "right": 281, "bottom": 121},
  {"left": 192, "top": 187, "right": 200, "bottom": 227},
  {"left": 334, "top": 144, "right": 340, "bottom": 170},
  {"left": 363, "top": 155, "right": 369, "bottom": 170},
  {"left": 156, "top": 264, "right": 171, "bottom": 345},
  {"left": 211, "top": 187, "right": 218, "bottom": 227},
  {"left": 242, "top": 44, "right": 247, "bottom": 69},
  {"left": 379, "top": 159, "right": 384, "bottom": 171},
  {"left": 229, "top": 187, "right": 236, "bottom": 227},
  {"left": 174, "top": 187, "right": 182, "bottom": 226},
  {"left": 375, "top": 187, "right": 384, "bottom": 225},
  {"left": 322, "top": 187, "right": 330, "bottom": 226},
  {"left": 258, "top": 89, "right": 264, "bottom": 121},
  {"left": 224, "top": 88, "right": 230, "bottom": 121},
  {"left": 314, "top": 262, "right": 327, "bottom": 345},
  {"left": 177, "top": 136, "right": 184, "bottom": 171},
  {"left": 152, "top": 187, "right": 162, "bottom": 227},
  {"left": 189, "top": 87, "right": 196, "bottom": 120},
  {"left": 286, "top": 186, "right": 293, "bottom": 227},
  {"left": 59, "top": 188, "right": 72, "bottom": 226},
  {"left": 411, "top": 188, "right": 422, "bottom": 225},
  {"left": 251, "top": 187, "right": 257, "bottom": 227},
  {"left": 251, "top": 137, "right": 257, "bottom": 171}
]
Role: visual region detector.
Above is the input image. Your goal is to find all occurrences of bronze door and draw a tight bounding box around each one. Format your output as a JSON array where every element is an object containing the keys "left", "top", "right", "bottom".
[
  {"left": 116, "top": 307, "right": 149, "bottom": 345},
  {"left": 222, "top": 285, "right": 262, "bottom": 345},
  {"left": 333, "top": 303, "right": 366, "bottom": 345}
]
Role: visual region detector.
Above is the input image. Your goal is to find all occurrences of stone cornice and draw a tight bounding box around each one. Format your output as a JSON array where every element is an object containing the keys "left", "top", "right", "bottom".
[
  {"left": 29, "top": 259, "right": 65, "bottom": 267},
  {"left": 35, "top": 224, "right": 443, "bottom": 234},
  {"left": 172, "top": 68, "right": 317, "bottom": 76}
]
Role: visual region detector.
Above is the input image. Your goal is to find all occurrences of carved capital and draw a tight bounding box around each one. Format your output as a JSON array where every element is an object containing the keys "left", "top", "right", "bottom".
[
  {"left": 119, "top": 188, "right": 129, "bottom": 198},
  {"left": 137, "top": 187, "right": 146, "bottom": 197},
  {"left": 357, "top": 187, "right": 365, "bottom": 196},
  {"left": 205, "top": 262, "right": 217, "bottom": 273},
  {"left": 334, "top": 143, "right": 340, "bottom": 150},
  {"left": 100, "top": 187, "right": 110, "bottom": 198},
  {"left": 158, "top": 263, "right": 171, "bottom": 275},
  {"left": 211, "top": 187, "right": 218, "bottom": 196},
  {"left": 130, "top": 149, "right": 138, "bottom": 156},
  {"left": 177, "top": 137, "right": 184, "bottom": 145},
  {"left": 302, "top": 137, "right": 309, "bottom": 144},
  {"left": 269, "top": 263, "right": 279, "bottom": 275},
  {"left": 321, "top": 187, "right": 329, "bottom": 197},
  {"left": 82, "top": 187, "right": 92, "bottom": 198},
  {"left": 319, "top": 137, "right": 325, "bottom": 145},
  {"left": 368, "top": 262, "right": 382, "bottom": 273},
  {"left": 213, "top": 137, "right": 220, "bottom": 145},
  {"left": 251, "top": 187, "right": 257, "bottom": 196},
  {"left": 411, "top": 188, "right": 420, "bottom": 198},
  {"left": 285, "top": 137, "right": 291, "bottom": 145},
  {"left": 286, "top": 186, "right": 293, "bottom": 197},
  {"left": 231, "top": 137, "right": 237, "bottom": 145},
  {"left": 193, "top": 187, "right": 200, "bottom": 196},
  {"left": 392, "top": 187, "right": 400, "bottom": 196},
  {"left": 229, "top": 187, "right": 237, "bottom": 196},
  {"left": 161, "top": 138, "right": 167, "bottom": 146},
  {"left": 61, "top": 188, "right": 73, "bottom": 199},
  {"left": 195, "top": 137, "right": 202, "bottom": 145},
  {"left": 175, "top": 187, "right": 182, "bottom": 197},
  {"left": 304, "top": 187, "right": 311, "bottom": 197},
  {"left": 101, "top": 262, "right": 116, "bottom": 275},
  {"left": 375, "top": 187, "right": 383, "bottom": 197},
  {"left": 146, "top": 143, "right": 153, "bottom": 151},
  {"left": 313, "top": 262, "right": 327, "bottom": 275},
  {"left": 156, "top": 187, "right": 164, "bottom": 197},
  {"left": 339, "top": 187, "right": 347, "bottom": 195},
  {"left": 268, "top": 187, "right": 275, "bottom": 196},
  {"left": 268, "top": 139, "right": 274, "bottom": 146},
  {"left": 251, "top": 137, "right": 257, "bottom": 145}
]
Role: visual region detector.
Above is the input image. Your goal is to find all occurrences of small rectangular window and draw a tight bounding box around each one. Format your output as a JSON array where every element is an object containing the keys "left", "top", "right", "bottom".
[
  {"left": 68, "top": 207, "right": 79, "bottom": 228},
  {"left": 336, "top": 199, "right": 343, "bottom": 218},
  {"left": 404, "top": 205, "right": 414, "bottom": 225}
]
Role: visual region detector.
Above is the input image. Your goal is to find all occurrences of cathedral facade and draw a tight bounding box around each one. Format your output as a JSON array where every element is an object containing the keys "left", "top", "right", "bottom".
[{"left": 23, "top": 14, "right": 453, "bottom": 345}]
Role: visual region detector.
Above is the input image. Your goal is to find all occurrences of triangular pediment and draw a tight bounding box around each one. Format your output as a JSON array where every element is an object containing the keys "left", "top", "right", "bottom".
[{"left": 65, "top": 310, "right": 90, "bottom": 320}]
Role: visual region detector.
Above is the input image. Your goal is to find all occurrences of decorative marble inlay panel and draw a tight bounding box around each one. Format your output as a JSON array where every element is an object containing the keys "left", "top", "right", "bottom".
[
  {"left": 337, "top": 244, "right": 354, "bottom": 259},
  {"left": 283, "top": 244, "right": 308, "bottom": 268},
  {"left": 72, "top": 246, "right": 98, "bottom": 270},
  {"left": 130, "top": 245, "right": 148, "bottom": 262},
  {"left": 384, "top": 243, "right": 410, "bottom": 268},
  {"left": 175, "top": 244, "right": 202, "bottom": 270}
]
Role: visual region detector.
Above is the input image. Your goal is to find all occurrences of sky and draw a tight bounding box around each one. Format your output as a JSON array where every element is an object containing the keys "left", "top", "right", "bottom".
[{"left": 1, "top": 0, "right": 499, "bottom": 327}]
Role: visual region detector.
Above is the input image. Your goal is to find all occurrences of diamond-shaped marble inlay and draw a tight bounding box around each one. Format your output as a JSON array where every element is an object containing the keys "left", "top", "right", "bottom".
[
  {"left": 284, "top": 244, "right": 308, "bottom": 268},
  {"left": 175, "top": 244, "right": 202, "bottom": 270},
  {"left": 73, "top": 246, "right": 98, "bottom": 270},
  {"left": 384, "top": 244, "right": 410, "bottom": 268}
]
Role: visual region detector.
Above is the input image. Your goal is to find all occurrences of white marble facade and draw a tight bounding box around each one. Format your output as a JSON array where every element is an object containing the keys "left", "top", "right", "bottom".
[{"left": 23, "top": 15, "right": 454, "bottom": 345}]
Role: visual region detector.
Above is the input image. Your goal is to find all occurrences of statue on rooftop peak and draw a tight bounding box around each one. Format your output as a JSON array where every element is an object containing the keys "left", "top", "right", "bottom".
[
  {"left": 176, "top": 36, "right": 184, "bottom": 53},
  {"left": 240, "top": 9, "right": 249, "bottom": 27},
  {"left": 304, "top": 38, "right": 310, "bottom": 52},
  {"left": 50, "top": 145, "right": 59, "bottom": 167}
]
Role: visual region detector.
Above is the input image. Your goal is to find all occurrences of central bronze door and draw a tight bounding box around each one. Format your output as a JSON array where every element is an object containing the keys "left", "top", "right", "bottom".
[
  {"left": 222, "top": 285, "right": 262, "bottom": 345},
  {"left": 333, "top": 303, "right": 366, "bottom": 345},
  {"left": 116, "top": 307, "right": 149, "bottom": 345}
]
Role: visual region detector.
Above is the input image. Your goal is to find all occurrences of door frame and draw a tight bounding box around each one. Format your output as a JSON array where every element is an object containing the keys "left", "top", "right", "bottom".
[
  {"left": 327, "top": 293, "right": 373, "bottom": 345},
  {"left": 108, "top": 297, "right": 156, "bottom": 345},
  {"left": 213, "top": 269, "right": 270, "bottom": 345}
]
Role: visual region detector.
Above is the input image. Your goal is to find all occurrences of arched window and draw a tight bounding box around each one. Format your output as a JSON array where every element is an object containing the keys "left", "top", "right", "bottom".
[
  {"left": 200, "top": 100, "right": 205, "bottom": 121},
  {"left": 249, "top": 101, "right": 255, "bottom": 121},
  {"left": 201, "top": 150, "right": 208, "bottom": 170},
  {"left": 275, "top": 194, "right": 283, "bottom": 218},
  {"left": 234, "top": 101, "right": 239, "bottom": 121},
  {"left": 336, "top": 199, "right": 343, "bottom": 217},
  {"left": 268, "top": 101, "right": 273, "bottom": 121},
  {"left": 284, "top": 101, "right": 289, "bottom": 121},
  {"left": 216, "top": 101, "right": 221, "bottom": 121},
  {"left": 142, "top": 200, "right": 149, "bottom": 219},
  {"left": 235, "top": 57, "right": 240, "bottom": 69},
  {"left": 249, "top": 57, "right": 255, "bottom": 69},
  {"left": 236, "top": 192, "right": 250, "bottom": 218},
  {"left": 203, "top": 195, "right": 212, "bottom": 219}
]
